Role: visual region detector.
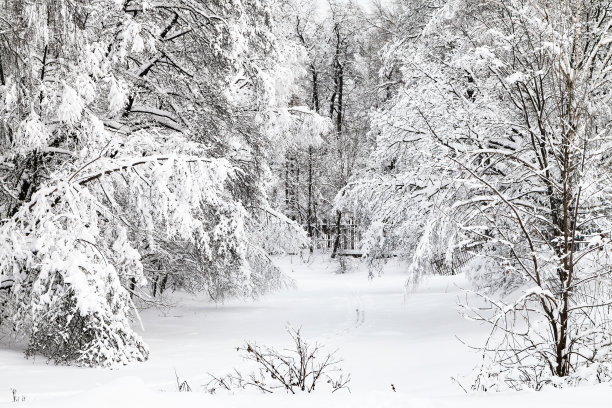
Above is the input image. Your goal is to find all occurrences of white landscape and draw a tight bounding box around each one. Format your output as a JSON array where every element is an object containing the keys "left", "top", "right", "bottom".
[
  {"left": 1, "top": 0, "right": 612, "bottom": 406},
  {"left": 2, "top": 255, "right": 611, "bottom": 407}
]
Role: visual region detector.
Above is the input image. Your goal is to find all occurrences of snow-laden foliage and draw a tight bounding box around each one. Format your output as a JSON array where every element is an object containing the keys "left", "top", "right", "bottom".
[
  {"left": 336, "top": 0, "right": 449, "bottom": 264},
  {"left": 340, "top": 0, "right": 612, "bottom": 390},
  {"left": 267, "top": 0, "right": 376, "bottom": 250},
  {"left": 2, "top": 182, "right": 149, "bottom": 366},
  {"left": 0, "top": 0, "right": 325, "bottom": 366}
]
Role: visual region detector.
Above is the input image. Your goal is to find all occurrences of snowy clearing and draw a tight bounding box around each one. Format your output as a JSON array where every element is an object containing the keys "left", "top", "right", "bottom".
[
  {"left": 2, "top": 255, "right": 611, "bottom": 407},
  {"left": 3, "top": 0, "right": 612, "bottom": 403}
]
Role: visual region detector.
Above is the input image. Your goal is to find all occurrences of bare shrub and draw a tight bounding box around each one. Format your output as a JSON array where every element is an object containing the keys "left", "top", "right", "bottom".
[
  {"left": 10, "top": 388, "right": 26, "bottom": 403},
  {"left": 174, "top": 370, "right": 192, "bottom": 392},
  {"left": 206, "top": 329, "right": 350, "bottom": 394}
]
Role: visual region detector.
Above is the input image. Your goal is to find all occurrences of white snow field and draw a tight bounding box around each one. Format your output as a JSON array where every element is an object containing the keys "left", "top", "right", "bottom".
[{"left": 1, "top": 254, "right": 611, "bottom": 407}]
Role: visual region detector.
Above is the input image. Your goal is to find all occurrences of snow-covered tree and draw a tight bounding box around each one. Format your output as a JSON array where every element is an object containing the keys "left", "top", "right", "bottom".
[
  {"left": 270, "top": 0, "right": 380, "bottom": 256},
  {"left": 337, "top": 0, "right": 445, "bottom": 266},
  {"left": 0, "top": 0, "right": 322, "bottom": 366},
  {"left": 340, "top": 0, "right": 612, "bottom": 389}
]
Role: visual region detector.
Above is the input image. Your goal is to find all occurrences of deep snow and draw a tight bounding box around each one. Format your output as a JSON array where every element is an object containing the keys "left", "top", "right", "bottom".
[{"left": 1, "top": 254, "right": 611, "bottom": 407}]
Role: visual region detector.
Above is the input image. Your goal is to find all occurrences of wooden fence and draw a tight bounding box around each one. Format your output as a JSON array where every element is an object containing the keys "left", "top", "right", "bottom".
[
  {"left": 307, "top": 219, "right": 602, "bottom": 263},
  {"left": 430, "top": 249, "right": 478, "bottom": 276},
  {"left": 311, "top": 217, "right": 361, "bottom": 254}
]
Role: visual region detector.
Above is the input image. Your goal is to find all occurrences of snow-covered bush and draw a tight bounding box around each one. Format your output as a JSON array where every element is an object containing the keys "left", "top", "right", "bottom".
[{"left": 0, "top": 183, "right": 149, "bottom": 366}]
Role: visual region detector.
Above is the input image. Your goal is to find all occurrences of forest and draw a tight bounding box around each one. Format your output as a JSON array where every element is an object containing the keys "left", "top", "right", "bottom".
[{"left": 1, "top": 0, "right": 612, "bottom": 406}]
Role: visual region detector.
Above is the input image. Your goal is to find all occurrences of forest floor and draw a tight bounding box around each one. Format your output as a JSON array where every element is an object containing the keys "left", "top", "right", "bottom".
[{"left": 1, "top": 254, "right": 611, "bottom": 407}]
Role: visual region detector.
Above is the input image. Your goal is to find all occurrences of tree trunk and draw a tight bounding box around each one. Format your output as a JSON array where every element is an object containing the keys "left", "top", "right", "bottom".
[
  {"left": 307, "top": 146, "right": 314, "bottom": 253},
  {"left": 331, "top": 210, "right": 342, "bottom": 258},
  {"left": 159, "top": 274, "right": 169, "bottom": 295},
  {"left": 307, "top": 65, "right": 320, "bottom": 253}
]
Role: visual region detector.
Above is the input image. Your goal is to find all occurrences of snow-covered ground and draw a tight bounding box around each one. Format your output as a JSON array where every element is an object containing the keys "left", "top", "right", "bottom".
[{"left": 1, "top": 254, "right": 611, "bottom": 407}]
